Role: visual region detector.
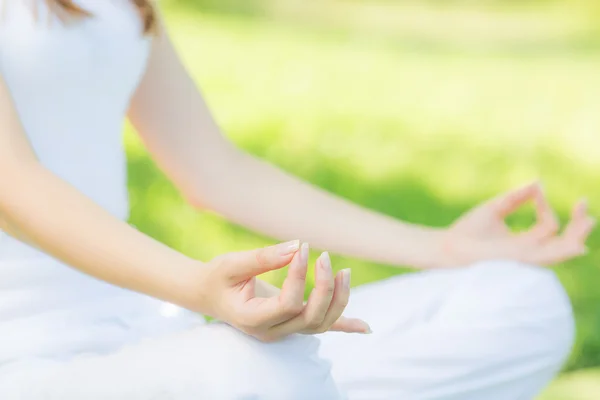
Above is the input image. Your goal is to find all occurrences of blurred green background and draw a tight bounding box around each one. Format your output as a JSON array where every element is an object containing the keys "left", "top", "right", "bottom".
[{"left": 127, "top": 0, "right": 600, "bottom": 398}]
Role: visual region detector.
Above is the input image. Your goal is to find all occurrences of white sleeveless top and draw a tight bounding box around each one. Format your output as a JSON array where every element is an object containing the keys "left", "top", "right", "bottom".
[{"left": 0, "top": 0, "right": 199, "bottom": 365}]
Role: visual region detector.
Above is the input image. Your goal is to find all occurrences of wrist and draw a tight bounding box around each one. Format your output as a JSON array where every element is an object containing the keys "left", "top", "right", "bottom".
[
  {"left": 414, "top": 227, "right": 450, "bottom": 269},
  {"left": 424, "top": 228, "right": 482, "bottom": 269},
  {"left": 387, "top": 225, "right": 450, "bottom": 269},
  {"left": 166, "top": 257, "right": 208, "bottom": 314}
]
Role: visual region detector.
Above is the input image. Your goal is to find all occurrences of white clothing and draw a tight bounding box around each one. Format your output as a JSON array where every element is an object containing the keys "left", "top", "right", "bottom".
[
  {"left": 319, "top": 262, "right": 574, "bottom": 399},
  {"left": 0, "top": 262, "right": 573, "bottom": 399},
  {"left": 0, "top": 1, "right": 575, "bottom": 399},
  {"left": 0, "top": 0, "right": 194, "bottom": 364}
]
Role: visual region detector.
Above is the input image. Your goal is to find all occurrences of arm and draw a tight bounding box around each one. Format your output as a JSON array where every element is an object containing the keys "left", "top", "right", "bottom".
[
  {"left": 0, "top": 72, "right": 366, "bottom": 338},
  {"left": 0, "top": 73, "right": 206, "bottom": 312},
  {"left": 128, "top": 22, "right": 445, "bottom": 270},
  {"left": 129, "top": 16, "right": 594, "bottom": 270}
]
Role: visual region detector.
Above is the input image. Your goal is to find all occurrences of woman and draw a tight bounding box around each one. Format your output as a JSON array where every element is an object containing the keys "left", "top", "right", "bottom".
[{"left": 0, "top": 1, "right": 593, "bottom": 399}]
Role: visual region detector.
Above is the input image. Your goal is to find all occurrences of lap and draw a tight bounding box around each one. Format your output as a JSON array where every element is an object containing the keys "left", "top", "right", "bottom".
[
  {"left": 0, "top": 261, "right": 574, "bottom": 400},
  {"left": 318, "top": 260, "right": 574, "bottom": 400},
  {"left": 0, "top": 322, "right": 343, "bottom": 400}
]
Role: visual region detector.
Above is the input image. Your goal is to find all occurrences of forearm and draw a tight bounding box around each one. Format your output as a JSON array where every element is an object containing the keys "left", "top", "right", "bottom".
[
  {"left": 194, "top": 151, "right": 446, "bottom": 269},
  {"left": 126, "top": 28, "right": 443, "bottom": 269},
  {"left": 0, "top": 162, "right": 204, "bottom": 312}
]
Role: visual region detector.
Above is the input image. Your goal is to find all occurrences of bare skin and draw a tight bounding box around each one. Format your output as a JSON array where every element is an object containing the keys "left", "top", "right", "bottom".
[
  {"left": 0, "top": 12, "right": 594, "bottom": 342},
  {"left": 129, "top": 17, "right": 593, "bottom": 269}
]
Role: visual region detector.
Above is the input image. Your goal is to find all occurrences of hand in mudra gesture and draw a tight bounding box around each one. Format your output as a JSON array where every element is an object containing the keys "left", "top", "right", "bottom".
[
  {"left": 442, "top": 182, "right": 595, "bottom": 267},
  {"left": 196, "top": 241, "right": 370, "bottom": 343}
]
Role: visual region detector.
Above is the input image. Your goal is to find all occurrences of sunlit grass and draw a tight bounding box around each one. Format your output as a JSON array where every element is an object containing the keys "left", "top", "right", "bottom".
[
  {"left": 126, "top": 3, "right": 600, "bottom": 383},
  {"left": 538, "top": 368, "right": 600, "bottom": 400}
]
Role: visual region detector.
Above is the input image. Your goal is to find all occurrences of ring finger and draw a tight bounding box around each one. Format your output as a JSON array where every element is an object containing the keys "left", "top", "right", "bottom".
[{"left": 302, "top": 268, "right": 352, "bottom": 334}]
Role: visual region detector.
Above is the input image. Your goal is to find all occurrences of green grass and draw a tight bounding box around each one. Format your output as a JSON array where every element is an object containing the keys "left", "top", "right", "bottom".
[
  {"left": 538, "top": 369, "right": 600, "bottom": 400},
  {"left": 126, "top": 2, "right": 600, "bottom": 393}
]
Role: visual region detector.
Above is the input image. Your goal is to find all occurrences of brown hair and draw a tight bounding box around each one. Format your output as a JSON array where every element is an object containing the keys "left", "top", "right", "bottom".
[{"left": 47, "top": 0, "right": 156, "bottom": 33}]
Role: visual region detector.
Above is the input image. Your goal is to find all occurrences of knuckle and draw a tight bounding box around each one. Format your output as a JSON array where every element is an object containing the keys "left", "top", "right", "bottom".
[
  {"left": 255, "top": 249, "right": 269, "bottom": 267},
  {"left": 322, "top": 284, "right": 335, "bottom": 297}
]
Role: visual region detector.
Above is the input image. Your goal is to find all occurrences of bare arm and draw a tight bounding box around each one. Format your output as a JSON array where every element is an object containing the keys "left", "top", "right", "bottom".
[
  {"left": 129, "top": 15, "right": 596, "bottom": 270},
  {"left": 0, "top": 73, "right": 204, "bottom": 312},
  {"left": 129, "top": 21, "right": 445, "bottom": 270}
]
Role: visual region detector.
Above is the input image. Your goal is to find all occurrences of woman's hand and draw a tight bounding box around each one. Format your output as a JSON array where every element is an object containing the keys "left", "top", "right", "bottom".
[
  {"left": 441, "top": 182, "right": 595, "bottom": 267},
  {"left": 253, "top": 267, "right": 371, "bottom": 335},
  {"left": 195, "top": 241, "right": 370, "bottom": 342}
]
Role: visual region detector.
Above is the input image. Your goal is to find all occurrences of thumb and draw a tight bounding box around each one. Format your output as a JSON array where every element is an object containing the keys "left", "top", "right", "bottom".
[{"left": 225, "top": 240, "right": 300, "bottom": 283}]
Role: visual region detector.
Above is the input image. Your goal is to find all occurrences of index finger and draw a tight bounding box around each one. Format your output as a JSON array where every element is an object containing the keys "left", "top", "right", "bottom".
[
  {"left": 225, "top": 240, "right": 300, "bottom": 283},
  {"left": 271, "top": 242, "right": 310, "bottom": 325},
  {"left": 237, "top": 246, "right": 308, "bottom": 328},
  {"left": 490, "top": 182, "right": 540, "bottom": 218}
]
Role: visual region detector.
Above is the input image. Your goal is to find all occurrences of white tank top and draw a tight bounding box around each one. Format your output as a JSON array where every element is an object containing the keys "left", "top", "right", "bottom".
[{"left": 0, "top": 0, "right": 198, "bottom": 365}]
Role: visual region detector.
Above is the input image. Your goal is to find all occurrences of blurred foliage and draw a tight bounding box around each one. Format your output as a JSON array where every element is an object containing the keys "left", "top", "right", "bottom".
[
  {"left": 539, "top": 368, "right": 600, "bottom": 400},
  {"left": 132, "top": 0, "right": 600, "bottom": 378},
  {"left": 162, "top": 0, "right": 600, "bottom": 19}
]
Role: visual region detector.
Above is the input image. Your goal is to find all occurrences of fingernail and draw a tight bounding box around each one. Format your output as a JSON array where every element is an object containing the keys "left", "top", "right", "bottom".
[
  {"left": 278, "top": 240, "right": 300, "bottom": 256},
  {"left": 362, "top": 323, "right": 373, "bottom": 334},
  {"left": 341, "top": 268, "right": 351, "bottom": 290},
  {"left": 300, "top": 243, "right": 309, "bottom": 264},
  {"left": 319, "top": 252, "right": 332, "bottom": 279}
]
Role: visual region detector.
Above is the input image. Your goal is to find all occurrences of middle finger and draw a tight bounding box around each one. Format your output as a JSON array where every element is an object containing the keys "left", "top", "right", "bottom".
[
  {"left": 267, "top": 252, "right": 336, "bottom": 339},
  {"left": 304, "top": 268, "right": 352, "bottom": 334}
]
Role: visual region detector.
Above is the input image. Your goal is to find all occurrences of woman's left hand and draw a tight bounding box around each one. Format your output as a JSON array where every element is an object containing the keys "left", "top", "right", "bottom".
[{"left": 441, "top": 181, "right": 595, "bottom": 267}]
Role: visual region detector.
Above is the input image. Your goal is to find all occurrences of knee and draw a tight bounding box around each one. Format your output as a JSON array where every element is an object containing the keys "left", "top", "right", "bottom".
[
  {"left": 464, "top": 260, "right": 573, "bottom": 318},
  {"left": 461, "top": 260, "right": 575, "bottom": 364}
]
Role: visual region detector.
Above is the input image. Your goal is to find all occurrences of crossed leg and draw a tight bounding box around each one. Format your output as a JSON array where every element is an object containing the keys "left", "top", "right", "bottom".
[
  {"left": 0, "top": 261, "right": 574, "bottom": 400},
  {"left": 319, "top": 261, "right": 575, "bottom": 400},
  {"left": 0, "top": 322, "right": 343, "bottom": 400}
]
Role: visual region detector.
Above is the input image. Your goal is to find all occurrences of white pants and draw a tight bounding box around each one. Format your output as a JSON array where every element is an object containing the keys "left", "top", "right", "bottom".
[{"left": 0, "top": 261, "right": 574, "bottom": 400}]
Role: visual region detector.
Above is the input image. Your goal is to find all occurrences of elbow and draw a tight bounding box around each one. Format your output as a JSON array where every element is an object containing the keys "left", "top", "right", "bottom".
[
  {"left": 0, "top": 158, "right": 40, "bottom": 207},
  {"left": 182, "top": 177, "right": 230, "bottom": 213}
]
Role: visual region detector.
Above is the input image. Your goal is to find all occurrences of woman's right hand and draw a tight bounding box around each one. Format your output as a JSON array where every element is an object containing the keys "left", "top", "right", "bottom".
[{"left": 194, "top": 240, "right": 370, "bottom": 342}]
